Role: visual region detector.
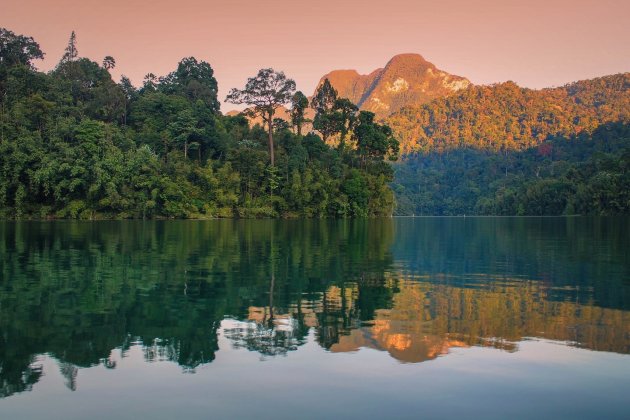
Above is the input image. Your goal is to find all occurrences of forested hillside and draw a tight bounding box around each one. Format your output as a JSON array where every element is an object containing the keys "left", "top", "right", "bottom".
[
  {"left": 388, "top": 74, "right": 629, "bottom": 155},
  {"left": 2, "top": 27, "right": 627, "bottom": 218},
  {"left": 393, "top": 122, "right": 630, "bottom": 215},
  {"left": 390, "top": 75, "right": 630, "bottom": 215},
  {"left": 0, "top": 28, "right": 398, "bottom": 219}
]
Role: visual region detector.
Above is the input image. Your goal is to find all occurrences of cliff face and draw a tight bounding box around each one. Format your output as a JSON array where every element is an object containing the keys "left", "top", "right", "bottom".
[{"left": 316, "top": 53, "right": 471, "bottom": 118}]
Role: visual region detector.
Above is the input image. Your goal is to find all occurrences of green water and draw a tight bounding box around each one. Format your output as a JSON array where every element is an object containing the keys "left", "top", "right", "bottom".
[{"left": 0, "top": 218, "right": 628, "bottom": 419}]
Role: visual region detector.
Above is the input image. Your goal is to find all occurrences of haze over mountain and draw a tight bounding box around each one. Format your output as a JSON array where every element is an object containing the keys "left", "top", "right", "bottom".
[{"left": 317, "top": 53, "right": 471, "bottom": 118}]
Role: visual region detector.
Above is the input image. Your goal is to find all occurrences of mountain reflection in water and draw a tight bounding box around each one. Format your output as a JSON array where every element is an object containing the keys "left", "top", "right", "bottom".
[{"left": 0, "top": 217, "right": 628, "bottom": 398}]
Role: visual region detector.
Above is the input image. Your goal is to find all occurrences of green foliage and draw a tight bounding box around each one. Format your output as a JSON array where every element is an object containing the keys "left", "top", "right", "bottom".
[
  {"left": 389, "top": 74, "right": 630, "bottom": 215},
  {"left": 226, "top": 68, "right": 296, "bottom": 167},
  {"left": 333, "top": 97, "right": 358, "bottom": 151},
  {"left": 354, "top": 111, "right": 400, "bottom": 165},
  {"left": 289, "top": 91, "right": 309, "bottom": 135},
  {"left": 158, "top": 56, "right": 220, "bottom": 111},
  {"left": 0, "top": 27, "right": 44, "bottom": 69},
  {"left": 311, "top": 78, "right": 339, "bottom": 142},
  {"left": 388, "top": 75, "right": 630, "bottom": 155},
  {"left": 0, "top": 29, "right": 396, "bottom": 219},
  {"left": 310, "top": 82, "right": 361, "bottom": 151},
  {"left": 393, "top": 122, "right": 630, "bottom": 215}
]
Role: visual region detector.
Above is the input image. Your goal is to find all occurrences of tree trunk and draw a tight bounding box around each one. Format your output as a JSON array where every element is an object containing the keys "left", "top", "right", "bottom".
[{"left": 268, "top": 111, "right": 275, "bottom": 166}]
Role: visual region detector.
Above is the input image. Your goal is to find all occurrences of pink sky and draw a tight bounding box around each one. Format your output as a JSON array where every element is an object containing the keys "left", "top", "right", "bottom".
[{"left": 4, "top": 0, "right": 629, "bottom": 111}]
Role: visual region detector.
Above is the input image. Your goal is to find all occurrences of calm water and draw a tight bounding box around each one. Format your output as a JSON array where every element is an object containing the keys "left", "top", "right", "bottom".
[{"left": 0, "top": 218, "right": 629, "bottom": 419}]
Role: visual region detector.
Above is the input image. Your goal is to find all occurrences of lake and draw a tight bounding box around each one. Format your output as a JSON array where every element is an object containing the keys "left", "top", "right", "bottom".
[{"left": 0, "top": 218, "right": 628, "bottom": 419}]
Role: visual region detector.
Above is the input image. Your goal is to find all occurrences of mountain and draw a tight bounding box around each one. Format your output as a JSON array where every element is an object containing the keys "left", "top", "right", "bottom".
[
  {"left": 228, "top": 53, "right": 471, "bottom": 128},
  {"left": 317, "top": 53, "right": 471, "bottom": 118}
]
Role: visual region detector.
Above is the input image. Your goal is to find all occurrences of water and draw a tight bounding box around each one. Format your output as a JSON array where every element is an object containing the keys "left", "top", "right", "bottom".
[{"left": 0, "top": 218, "right": 628, "bottom": 419}]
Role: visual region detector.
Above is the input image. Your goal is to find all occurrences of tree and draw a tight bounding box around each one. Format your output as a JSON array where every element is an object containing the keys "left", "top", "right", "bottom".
[
  {"left": 354, "top": 111, "right": 399, "bottom": 166},
  {"left": 102, "top": 56, "right": 116, "bottom": 70},
  {"left": 52, "top": 57, "right": 113, "bottom": 109},
  {"left": 142, "top": 73, "right": 158, "bottom": 91},
  {"left": 61, "top": 31, "right": 78, "bottom": 63},
  {"left": 226, "top": 68, "right": 296, "bottom": 166},
  {"left": 273, "top": 118, "right": 290, "bottom": 132},
  {"left": 0, "top": 28, "right": 45, "bottom": 144},
  {"left": 290, "top": 91, "right": 309, "bottom": 135},
  {"left": 0, "top": 28, "right": 44, "bottom": 69},
  {"left": 311, "top": 78, "right": 337, "bottom": 113},
  {"left": 311, "top": 79, "right": 339, "bottom": 142},
  {"left": 159, "top": 57, "right": 220, "bottom": 111},
  {"left": 333, "top": 98, "right": 358, "bottom": 151},
  {"left": 118, "top": 75, "right": 137, "bottom": 124},
  {"left": 168, "top": 109, "right": 201, "bottom": 159}
]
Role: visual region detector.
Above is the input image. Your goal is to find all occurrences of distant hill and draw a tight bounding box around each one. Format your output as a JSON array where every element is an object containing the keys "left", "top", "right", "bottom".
[
  {"left": 317, "top": 53, "right": 470, "bottom": 119},
  {"left": 390, "top": 73, "right": 630, "bottom": 216},
  {"left": 387, "top": 73, "right": 630, "bottom": 155}
]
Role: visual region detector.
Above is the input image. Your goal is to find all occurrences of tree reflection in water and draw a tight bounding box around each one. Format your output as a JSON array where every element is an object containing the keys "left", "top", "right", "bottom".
[{"left": 0, "top": 218, "right": 628, "bottom": 397}]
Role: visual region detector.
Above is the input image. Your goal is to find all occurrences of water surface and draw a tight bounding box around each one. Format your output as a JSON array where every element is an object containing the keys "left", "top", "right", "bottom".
[{"left": 0, "top": 218, "right": 628, "bottom": 419}]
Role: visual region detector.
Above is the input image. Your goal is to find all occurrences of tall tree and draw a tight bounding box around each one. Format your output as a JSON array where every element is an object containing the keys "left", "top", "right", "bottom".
[
  {"left": 61, "top": 31, "right": 78, "bottom": 63},
  {"left": 142, "top": 73, "right": 158, "bottom": 91},
  {"left": 311, "top": 78, "right": 339, "bottom": 142},
  {"left": 354, "top": 111, "right": 399, "bottom": 166},
  {"left": 159, "top": 57, "right": 220, "bottom": 111},
  {"left": 0, "top": 27, "right": 44, "bottom": 69},
  {"left": 118, "top": 75, "right": 137, "bottom": 125},
  {"left": 226, "top": 68, "right": 296, "bottom": 166},
  {"left": 333, "top": 98, "right": 358, "bottom": 151},
  {"left": 168, "top": 109, "right": 201, "bottom": 159},
  {"left": 311, "top": 78, "right": 337, "bottom": 112},
  {"left": 102, "top": 56, "right": 116, "bottom": 70},
  {"left": 290, "top": 91, "right": 309, "bottom": 136},
  {"left": 0, "top": 28, "right": 45, "bottom": 141}
]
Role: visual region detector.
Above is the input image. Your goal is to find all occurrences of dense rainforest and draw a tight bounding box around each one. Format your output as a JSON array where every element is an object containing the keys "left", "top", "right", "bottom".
[
  {"left": 0, "top": 28, "right": 398, "bottom": 219},
  {"left": 2, "top": 27, "right": 628, "bottom": 218},
  {"left": 389, "top": 75, "right": 630, "bottom": 215}
]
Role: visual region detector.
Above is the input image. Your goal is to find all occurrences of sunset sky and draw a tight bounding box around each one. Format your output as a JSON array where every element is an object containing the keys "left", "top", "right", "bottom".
[{"left": 4, "top": 0, "right": 629, "bottom": 111}]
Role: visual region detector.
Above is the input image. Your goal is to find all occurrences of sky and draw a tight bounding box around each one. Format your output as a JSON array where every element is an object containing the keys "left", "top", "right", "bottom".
[{"left": 4, "top": 0, "right": 629, "bottom": 111}]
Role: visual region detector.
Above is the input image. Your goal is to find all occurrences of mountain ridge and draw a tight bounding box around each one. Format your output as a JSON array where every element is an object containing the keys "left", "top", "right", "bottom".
[
  {"left": 228, "top": 53, "right": 472, "bottom": 127},
  {"left": 316, "top": 53, "right": 471, "bottom": 118}
]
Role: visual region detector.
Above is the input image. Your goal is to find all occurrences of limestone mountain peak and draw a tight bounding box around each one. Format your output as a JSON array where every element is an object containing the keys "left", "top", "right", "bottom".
[{"left": 315, "top": 53, "right": 471, "bottom": 118}]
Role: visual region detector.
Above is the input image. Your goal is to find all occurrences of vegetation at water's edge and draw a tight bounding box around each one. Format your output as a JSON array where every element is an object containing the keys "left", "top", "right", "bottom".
[
  {"left": 393, "top": 122, "right": 630, "bottom": 215},
  {"left": 389, "top": 75, "right": 630, "bottom": 216},
  {"left": 0, "top": 28, "right": 398, "bottom": 219},
  {"left": 2, "top": 26, "right": 628, "bottom": 218}
]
